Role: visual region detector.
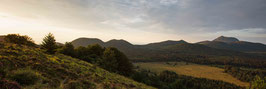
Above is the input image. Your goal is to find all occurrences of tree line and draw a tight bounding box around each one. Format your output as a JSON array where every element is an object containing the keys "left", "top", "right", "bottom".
[{"left": 224, "top": 65, "right": 266, "bottom": 82}]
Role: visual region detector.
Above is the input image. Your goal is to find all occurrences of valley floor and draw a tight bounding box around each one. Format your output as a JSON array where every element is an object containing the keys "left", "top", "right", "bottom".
[{"left": 134, "top": 62, "right": 249, "bottom": 87}]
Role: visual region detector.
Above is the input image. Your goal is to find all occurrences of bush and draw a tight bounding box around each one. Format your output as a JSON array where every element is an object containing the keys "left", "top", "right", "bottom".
[
  {"left": 251, "top": 76, "right": 266, "bottom": 89},
  {"left": 0, "top": 79, "right": 21, "bottom": 89},
  {"left": 0, "top": 67, "right": 7, "bottom": 79},
  {"left": 0, "top": 42, "right": 3, "bottom": 48},
  {"left": 8, "top": 69, "right": 40, "bottom": 86},
  {"left": 159, "top": 70, "right": 179, "bottom": 83},
  {"left": 64, "top": 80, "right": 96, "bottom": 89},
  {"left": 4, "top": 34, "right": 36, "bottom": 46}
]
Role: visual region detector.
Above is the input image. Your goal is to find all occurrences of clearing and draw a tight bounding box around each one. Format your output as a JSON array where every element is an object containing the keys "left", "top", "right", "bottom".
[{"left": 135, "top": 62, "right": 249, "bottom": 87}]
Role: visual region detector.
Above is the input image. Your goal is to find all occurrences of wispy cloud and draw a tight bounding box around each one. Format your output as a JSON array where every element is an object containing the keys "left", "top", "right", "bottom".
[{"left": 0, "top": 0, "right": 265, "bottom": 43}]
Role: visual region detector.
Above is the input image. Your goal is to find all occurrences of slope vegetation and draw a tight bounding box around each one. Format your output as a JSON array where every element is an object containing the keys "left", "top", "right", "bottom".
[{"left": 0, "top": 43, "right": 154, "bottom": 89}]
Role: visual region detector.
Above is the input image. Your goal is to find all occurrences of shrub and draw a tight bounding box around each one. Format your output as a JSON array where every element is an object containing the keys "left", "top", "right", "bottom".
[
  {"left": 64, "top": 80, "right": 96, "bottom": 89},
  {"left": 159, "top": 70, "right": 179, "bottom": 83},
  {"left": 0, "top": 42, "right": 3, "bottom": 48},
  {"left": 4, "top": 34, "right": 36, "bottom": 46},
  {"left": 0, "top": 67, "right": 7, "bottom": 79},
  {"left": 251, "top": 76, "right": 266, "bottom": 89},
  {"left": 0, "top": 79, "right": 21, "bottom": 89},
  {"left": 8, "top": 69, "right": 40, "bottom": 86}
]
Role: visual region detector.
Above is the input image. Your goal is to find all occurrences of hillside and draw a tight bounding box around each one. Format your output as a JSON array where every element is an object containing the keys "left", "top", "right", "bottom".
[
  {"left": 72, "top": 38, "right": 104, "bottom": 47},
  {"left": 71, "top": 37, "right": 266, "bottom": 68},
  {"left": 213, "top": 36, "right": 239, "bottom": 43},
  {"left": 198, "top": 36, "right": 266, "bottom": 52},
  {"left": 71, "top": 38, "right": 246, "bottom": 56},
  {"left": 71, "top": 38, "right": 240, "bottom": 56},
  {"left": 71, "top": 38, "right": 258, "bottom": 59},
  {"left": 145, "top": 40, "right": 187, "bottom": 48},
  {"left": 0, "top": 43, "right": 155, "bottom": 89}
]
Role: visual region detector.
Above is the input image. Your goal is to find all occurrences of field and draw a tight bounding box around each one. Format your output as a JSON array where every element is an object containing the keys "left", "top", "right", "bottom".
[{"left": 134, "top": 62, "right": 249, "bottom": 87}]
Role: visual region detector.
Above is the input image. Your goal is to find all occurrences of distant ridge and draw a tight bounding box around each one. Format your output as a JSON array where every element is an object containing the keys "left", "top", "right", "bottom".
[
  {"left": 72, "top": 38, "right": 104, "bottom": 47},
  {"left": 147, "top": 40, "right": 187, "bottom": 46},
  {"left": 145, "top": 40, "right": 187, "bottom": 48},
  {"left": 198, "top": 36, "right": 266, "bottom": 52},
  {"left": 105, "top": 39, "right": 133, "bottom": 47},
  {"left": 213, "top": 36, "right": 239, "bottom": 43}
]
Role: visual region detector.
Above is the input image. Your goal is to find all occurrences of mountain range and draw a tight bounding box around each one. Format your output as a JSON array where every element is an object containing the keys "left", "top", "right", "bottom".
[{"left": 71, "top": 36, "right": 266, "bottom": 62}]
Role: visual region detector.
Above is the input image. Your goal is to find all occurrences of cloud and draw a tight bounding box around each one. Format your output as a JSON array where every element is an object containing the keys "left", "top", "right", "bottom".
[
  {"left": 0, "top": 0, "right": 265, "bottom": 43},
  {"left": 145, "top": 0, "right": 266, "bottom": 33}
]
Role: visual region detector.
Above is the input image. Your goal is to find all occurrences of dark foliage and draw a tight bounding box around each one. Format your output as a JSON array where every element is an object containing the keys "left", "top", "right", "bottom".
[
  {"left": 75, "top": 44, "right": 104, "bottom": 63},
  {"left": 64, "top": 80, "right": 96, "bottom": 89},
  {"left": 180, "top": 55, "right": 266, "bottom": 69},
  {"left": 131, "top": 70, "right": 243, "bottom": 89},
  {"left": 62, "top": 44, "right": 133, "bottom": 76},
  {"left": 0, "top": 42, "right": 4, "bottom": 48},
  {"left": 0, "top": 62, "right": 6, "bottom": 79},
  {"left": 4, "top": 34, "right": 36, "bottom": 47},
  {"left": 41, "top": 33, "right": 57, "bottom": 54},
  {"left": 59, "top": 42, "right": 75, "bottom": 57},
  {"left": 224, "top": 65, "right": 266, "bottom": 82},
  {"left": 0, "top": 79, "right": 21, "bottom": 89},
  {"left": 251, "top": 76, "right": 266, "bottom": 89},
  {"left": 8, "top": 69, "right": 39, "bottom": 86},
  {"left": 99, "top": 47, "right": 134, "bottom": 76}
]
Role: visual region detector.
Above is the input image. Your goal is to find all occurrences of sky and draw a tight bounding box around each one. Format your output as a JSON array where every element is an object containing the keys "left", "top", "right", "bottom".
[{"left": 0, "top": 0, "right": 266, "bottom": 44}]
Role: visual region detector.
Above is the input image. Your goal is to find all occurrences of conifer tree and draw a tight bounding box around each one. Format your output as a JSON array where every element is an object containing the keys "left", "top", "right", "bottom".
[{"left": 41, "top": 33, "right": 57, "bottom": 54}]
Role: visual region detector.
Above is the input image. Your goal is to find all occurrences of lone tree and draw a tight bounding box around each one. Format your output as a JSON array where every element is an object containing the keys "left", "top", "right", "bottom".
[{"left": 41, "top": 33, "right": 57, "bottom": 54}]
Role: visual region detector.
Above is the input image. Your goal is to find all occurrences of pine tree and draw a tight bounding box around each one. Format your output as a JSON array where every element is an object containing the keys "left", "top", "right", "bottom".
[{"left": 41, "top": 33, "right": 57, "bottom": 54}]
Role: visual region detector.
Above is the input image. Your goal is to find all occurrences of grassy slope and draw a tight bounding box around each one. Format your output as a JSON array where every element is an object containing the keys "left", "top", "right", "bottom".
[
  {"left": 0, "top": 43, "right": 155, "bottom": 89},
  {"left": 135, "top": 62, "right": 249, "bottom": 87}
]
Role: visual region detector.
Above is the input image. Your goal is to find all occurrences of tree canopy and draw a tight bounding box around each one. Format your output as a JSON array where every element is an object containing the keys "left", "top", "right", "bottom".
[
  {"left": 99, "top": 47, "right": 133, "bottom": 76},
  {"left": 59, "top": 42, "right": 75, "bottom": 57}
]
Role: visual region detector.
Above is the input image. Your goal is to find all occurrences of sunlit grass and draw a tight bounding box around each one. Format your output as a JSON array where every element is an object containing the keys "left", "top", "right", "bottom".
[{"left": 135, "top": 62, "right": 250, "bottom": 87}]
